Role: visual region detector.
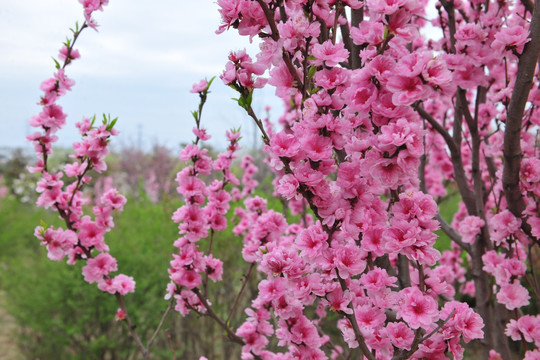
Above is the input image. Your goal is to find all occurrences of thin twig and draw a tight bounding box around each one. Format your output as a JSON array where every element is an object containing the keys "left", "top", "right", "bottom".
[
  {"left": 146, "top": 299, "right": 175, "bottom": 350},
  {"left": 226, "top": 263, "right": 255, "bottom": 326},
  {"left": 115, "top": 293, "right": 148, "bottom": 359},
  {"left": 192, "top": 288, "right": 245, "bottom": 345}
]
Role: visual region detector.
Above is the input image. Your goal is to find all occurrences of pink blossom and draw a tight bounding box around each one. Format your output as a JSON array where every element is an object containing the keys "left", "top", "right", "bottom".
[
  {"left": 489, "top": 210, "right": 521, "bottom": 245},
  {"left": 492, "top": 25, "right": 530, "bottom": 54},
  {"left": 440, "top": 301, "right": 484, "bottom": 343},
  {"left": 193, "top": 127, "right": 211, "bottom": 141},
  {"left": 269, "top": 131, "right": 300, "bottom": 158},
  {"left": 396, "top": 287, "right": 439, "bottom": 329},
  {"left": 205, "top": 255, "right": 224, "bottom": 282},
  {"left": 351, "top": 21, "right": 386, "bottom": 45},
  {"left": 525, "top": 350, "right": 540, "bottom": 360},
  {"left": 190, "top": 79, "right": 209, "bottom": 93},
  {"left": 458, "top": 216, "right": 485, "bottom": 244},
  {"left": 497, "top": 281, "right": 530, "bottom": 310},
  {"left": 112, "top": 274, "right": 136, "bottom": 295},
  {"left": 58, "top": 45, "right": 81, "bottom": 62},
  {"left": 311, "top": 40, "right": 349, "bottom": 67},
  {"left": 170, "top": 269, "right": 202, "bottom": 289},
  {"left": 296, "top": 222, "right": 328, "bottom": 259},
  {"left": 386, "top": 322, "right": 414, "bottom": 350},
  {"left": 387, "top": 74, "right": 430, "bottom": 105},
  {"left": 82, "top": 253, "right": 118, "bottom": 283},
  {"left": 276, "top": 174, "right": 299, "bottom": 200},
  {"left": 359, "top": 267, "right": 397, "bottom": 290}
]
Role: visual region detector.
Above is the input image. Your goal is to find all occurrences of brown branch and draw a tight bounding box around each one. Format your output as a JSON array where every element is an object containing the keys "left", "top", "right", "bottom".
[
  {"left": 435, "top": 213, "right": 471, "bottom": 251},
  {"left": 226, "top": 262, "right": 255, "bottom": 326},
  {"left": 337, "top": 276, "right": 376, "bottom": 360},
  {"left": 522, "top": 0, "right": 535, "bottom": 14},
  {"left": 115, "top": 293, "right": 148, "bottom": 359},
  {"left": 503, "top": 0, "right": 540, "bottom": 232},
  {"left": 413, "top": 103, "right": 458, "bottom": 155},
  {"left": 192, "top": 288, "right": 245, "bottom": 345},
  {"left": 440, "top": 0, "right": 457, "bottom": 54},
  {"left": 255, "top": 0, "right": 304, "bottom": 93},
  {"left": 146, "top": 299, "right": 175, "bottom": 351},
  {"left": 165, "top": 328, "right": 177, "bottom": 360}
]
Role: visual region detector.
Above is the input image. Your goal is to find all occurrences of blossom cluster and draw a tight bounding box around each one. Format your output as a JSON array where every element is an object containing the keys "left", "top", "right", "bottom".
[
  {"left": 204, "top": 0, "right": 540, "bottom": 358},
  {"left": 28, "top": 0, "right": 134, "bottom": 296},
  {"left": 165, "top": 82, "right": 261, "bottom": 316},
  {"left": 26, "top": 0, "right": 540, "bottom": 358}
]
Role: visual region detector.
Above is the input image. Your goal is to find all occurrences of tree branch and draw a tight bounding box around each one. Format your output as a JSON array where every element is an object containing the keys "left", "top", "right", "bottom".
[{"left": 503, "top": 0, "right": 540, "bottom": 231}]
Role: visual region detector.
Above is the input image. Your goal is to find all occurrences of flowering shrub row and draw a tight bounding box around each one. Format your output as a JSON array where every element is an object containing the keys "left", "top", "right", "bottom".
[{"left": 27, "top": 0, "right": 540, "bottom": 359}]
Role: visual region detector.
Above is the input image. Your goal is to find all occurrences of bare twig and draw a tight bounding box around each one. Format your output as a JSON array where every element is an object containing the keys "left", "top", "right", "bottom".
[
  {"left": 192, "top": 288, "right": 245, "bottom": 345},
  {"left": 115, "top": 293, "right": 148, "bottom": 358},
  {"left": 146, "top": 299, "right": 175, "bottom": 351},
  {"left": 226, "top": 263, "right": 255, "bottom": 326}
]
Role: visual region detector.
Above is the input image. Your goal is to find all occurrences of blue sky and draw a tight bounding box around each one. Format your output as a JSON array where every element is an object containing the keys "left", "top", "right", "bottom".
[{"left": 0, "top": 0, "right": 282, "bottom": 153}]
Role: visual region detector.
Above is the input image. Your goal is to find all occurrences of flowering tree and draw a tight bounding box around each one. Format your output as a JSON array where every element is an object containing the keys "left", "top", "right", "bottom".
[{"left": 27, "top": 0, "right": 540, "bottom": 359}]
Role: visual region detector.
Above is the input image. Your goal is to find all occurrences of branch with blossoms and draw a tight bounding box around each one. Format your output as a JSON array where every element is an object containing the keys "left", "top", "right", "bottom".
[
  {"left": 27, "top": 0, "right": 540, "bottom": 359},
  {"left": 26, "top": 2, "right": 179, "bottom": 359},
  {"left": 210, "top": 0, "right": 540, "bottom": 359}
]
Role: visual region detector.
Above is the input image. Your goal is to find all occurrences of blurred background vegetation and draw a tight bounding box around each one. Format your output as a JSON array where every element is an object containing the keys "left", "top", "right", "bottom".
[
  {"left": 0, "top": 144, "right": 274, "bottom": 360},
  {"left": 0, "top": 144, "right": 459, "bottom": 360}
]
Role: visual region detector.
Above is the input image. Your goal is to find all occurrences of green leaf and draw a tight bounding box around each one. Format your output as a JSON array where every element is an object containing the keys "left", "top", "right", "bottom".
[
  {"left": 52, "top": 57, "right": 61, "bottom": 69},
  {"left": 245, "top": 90, "right": 253, "bottom": 109},
  {"left": 106, "top": 117, "right": 118, "bottom": 131},
  {"left": 207, "top": 76, "right": 216, "bottom": 89},
  {"left": 307, "top": 66, "right": 317, "bottom": 81}
]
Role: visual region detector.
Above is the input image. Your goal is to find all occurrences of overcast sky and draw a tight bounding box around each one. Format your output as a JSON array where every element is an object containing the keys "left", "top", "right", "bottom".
[{"left": 0, "top": 0, "right": 281, "bottom": 153}]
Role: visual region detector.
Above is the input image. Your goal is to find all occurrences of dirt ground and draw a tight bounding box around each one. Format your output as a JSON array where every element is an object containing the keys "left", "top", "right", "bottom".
[{"left": 0, "top": 293, "right": 20, "bottom": 360}]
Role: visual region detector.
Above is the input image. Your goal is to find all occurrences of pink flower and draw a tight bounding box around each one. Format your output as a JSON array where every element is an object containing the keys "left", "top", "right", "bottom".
[
  {"left": 269, "top": 131, "right": 300, "bottom": 158},
  {"left": 386, "top": 322, "right": 414, "bottom": 350},
  {"left": 440, "top": 301, "right": 484, "bottom": 343},
  {"left": 193, "top": 127, "right": 211, "bottom": 141},
  {"left": 497, "top": 280, "right": 530, "bottom": 310},
  {"left": 112, "top": 274, "right": 136, "bottom": 295},
  {"left": 458, "top": 216, "right": 485, "bottom": 244},
  {"left": 351, "top": 21, "right": 386, "bottom": 45},
  {"left": 115, "top": 308, "right": 126, "bottom": 321},
  {"left": 82, "top": 253, "right": 118, "bottom": 283},
  {"left": 100, "top": 189, "right": 126, "bottom": 211},
  {"left": 190, "top": 79, "right": 209, "bottom": 93},
  {"left": 355, "top": 304, "right": 386, "bottom": 330},
  {"left": 334, "top": 244, "right": 366, "bottom": 279},
  {"left": 296, "top": 222, "right": 328, "bottom": 259},
  {"left": 170, "top": 269, "right": 202, "bottom": 289},
  {"left": 492, "top": 25, "right": 530, "bottom": 54},
  {"left": 325, "top": 287, "right": 353, "bottom": 314},
  {"left": 359, "top": 267, "right": 397, "bottom": 290},
  {"left": 276, "top": 174, "right": 299, "bottom": 200},
  {"left": 311, "top": 40, "right": 350, "bottom": 67},
  {"left": 204, "top": 255, "right": 224, "bottom": 282},
  {"left": 489, "top": 210, "right": 521, "bottom": 245},
  {"left": 58, "top": 45, "right": 81, "bottom": 62},
  {"left": 397, "top": 287, "right": 439, "bottom": 329},
  {"left": 387, "top": 74, "right": 430, "bottom": 105},
  {"left": 524, "top": 350, "right": 540, "bottom": 360}
]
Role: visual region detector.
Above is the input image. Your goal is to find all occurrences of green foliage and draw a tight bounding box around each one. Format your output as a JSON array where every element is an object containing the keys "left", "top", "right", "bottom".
[
  {"left": 434, "top": 188, "right": 461, "bottom": 251},
  {"left": 0, "top": 196, "right": 180, "bottom": 359}
]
